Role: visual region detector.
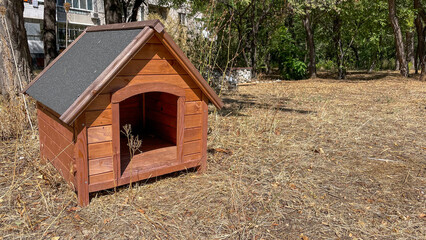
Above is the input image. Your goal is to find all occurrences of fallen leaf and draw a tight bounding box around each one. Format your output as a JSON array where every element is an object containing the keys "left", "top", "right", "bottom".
[
  {"left": 138, "top": 209, "right": 145, "bottom": 214},
  {"left": 215, "top": 148, "right": 233, "bottom": 155},
  {"left": 74, "top": 214, "right": 81, "bottom": 221},
  {"left": 51, "top": 237, "right": 60, "bottom": 240},
  {"left": 68, "top": 207, "right": 79, "bottom": 212}
]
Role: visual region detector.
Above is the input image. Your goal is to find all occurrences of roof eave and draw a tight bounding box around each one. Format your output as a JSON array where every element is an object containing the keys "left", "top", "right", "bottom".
[{"left": 86, "top": 19, "right": 164, "bottom": 33}]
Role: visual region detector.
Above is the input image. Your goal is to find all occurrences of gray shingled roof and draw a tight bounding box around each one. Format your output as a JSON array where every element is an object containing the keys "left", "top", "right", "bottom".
[{"left": 26, "top": 29, "right": 142, "bottom": 115}]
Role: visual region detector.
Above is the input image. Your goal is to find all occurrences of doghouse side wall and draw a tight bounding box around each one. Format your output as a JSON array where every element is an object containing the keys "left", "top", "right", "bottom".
[
  {"left": 37, "top": 103, "right": 76, "bottom": 187},
  {"left": 84, "top": 35, "right": 204, "bottom": 190}
]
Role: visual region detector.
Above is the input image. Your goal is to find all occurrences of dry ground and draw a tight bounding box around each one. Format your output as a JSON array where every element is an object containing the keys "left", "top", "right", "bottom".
[{"left": 0, "top": 72, "right": 425, "bottom": 239}]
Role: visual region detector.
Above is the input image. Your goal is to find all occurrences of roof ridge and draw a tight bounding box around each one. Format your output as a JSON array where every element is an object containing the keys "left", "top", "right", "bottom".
[{"left": 86, "top": 19, "right": 164, "bottom": 33}]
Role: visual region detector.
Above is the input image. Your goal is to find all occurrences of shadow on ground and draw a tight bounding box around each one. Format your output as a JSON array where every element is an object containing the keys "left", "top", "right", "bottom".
[
  {"left": 316, "top": 71, "right": 415, "bottom": 81},
  {"left": 219, "top": 93, "right": 315, "bottom": 117}
]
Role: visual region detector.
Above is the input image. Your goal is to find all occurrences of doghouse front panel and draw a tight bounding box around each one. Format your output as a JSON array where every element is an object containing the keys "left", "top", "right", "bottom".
[
  {"left": 106, "top": 39, "right": 205, "bottom": 164},
  {"left": 85, "top": 94, "right": 114, "bottom": 185},
  {"left": 85, "top": 35, "right": 210, "bottom": 190}
]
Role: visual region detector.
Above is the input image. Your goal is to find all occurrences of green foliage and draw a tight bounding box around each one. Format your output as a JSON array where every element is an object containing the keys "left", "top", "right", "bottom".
[
  {"left": 160, "top": 0, "right": 424, "bottom": 80},
  {"left": 270, "top": 25, "right": 306, "bottom": 79},
  {"left": 283, "top": 59, "right": 307, "bottom": 80},
  {"left": 317, "top": 60, "right": 335, "bottom": 71}
]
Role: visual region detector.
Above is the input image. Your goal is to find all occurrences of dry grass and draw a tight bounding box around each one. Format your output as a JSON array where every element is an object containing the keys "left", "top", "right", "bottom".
[{"left": 0, "top": 72, "right": 425, "bottom": 239}]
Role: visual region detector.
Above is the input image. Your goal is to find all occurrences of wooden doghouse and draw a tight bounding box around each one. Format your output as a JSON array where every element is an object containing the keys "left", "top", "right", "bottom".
[{"left": 23, "top": 20, "right": 223, "bottom": 206}]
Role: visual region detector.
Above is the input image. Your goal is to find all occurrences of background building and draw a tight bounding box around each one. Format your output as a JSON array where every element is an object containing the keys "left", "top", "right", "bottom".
[{"left": 23, "top": 0, "right": 105, "bottom": 68}]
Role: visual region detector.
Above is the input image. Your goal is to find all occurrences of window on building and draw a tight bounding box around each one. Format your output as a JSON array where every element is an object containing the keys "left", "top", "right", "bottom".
[
  {"left": 80, "top": 0, "right": 86, "bottom": 9},
  {"left": 178, "top": 13, "right": 186, "bottom": 25},
  {"left": 63, "top": 0, "right": 92, "bottom": 10},
  {"left": 57, "top": 23, "right": 85, "bottom": 49},
  {"left": 25, "top": 21, "right": 42, "bottom": 41}
]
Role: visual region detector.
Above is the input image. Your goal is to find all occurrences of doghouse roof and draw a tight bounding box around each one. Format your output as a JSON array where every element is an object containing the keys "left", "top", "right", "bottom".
[{"left": 23, "top": 20, "right": 223, "bottom": 124}]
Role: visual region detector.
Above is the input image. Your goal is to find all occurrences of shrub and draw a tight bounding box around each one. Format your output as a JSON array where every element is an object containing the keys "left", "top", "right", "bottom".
[
  {"left": 270, "top": 25, "right": 306, "bottom": 80},
  {"left": 317, "top": 59, "right": 335, "bottom": 71}
]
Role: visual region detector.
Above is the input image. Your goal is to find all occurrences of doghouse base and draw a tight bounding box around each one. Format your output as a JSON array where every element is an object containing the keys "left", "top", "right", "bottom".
[{"left": 87, "top": 158, "right": 205, "bottom": 193}]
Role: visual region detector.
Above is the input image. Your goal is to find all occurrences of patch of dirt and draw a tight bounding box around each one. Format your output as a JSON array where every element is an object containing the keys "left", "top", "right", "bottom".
[{"left": 0, "top": 72, "right": 425, "bottom": 239}]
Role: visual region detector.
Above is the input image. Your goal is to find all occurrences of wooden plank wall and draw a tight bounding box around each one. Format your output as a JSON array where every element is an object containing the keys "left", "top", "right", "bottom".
[
  {"left": 146, "top": 92, "right": 178, "bottom": 144},
  {"left": 85, "top": 35, "right": 204, "bottom": 187},
  {"left": 85, "top": 92, "right": 114, "bottom": 186},
  {"left": 37, "top": 105, "right": 76, "bottom": 187}
]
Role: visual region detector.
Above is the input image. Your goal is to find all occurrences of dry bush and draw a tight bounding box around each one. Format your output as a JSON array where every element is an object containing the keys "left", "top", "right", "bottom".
[
  {"left": 146, "top": 13, "right": 189, "bottom": 53},
  {"left": 0, "top": 96, "right": 36, "bottom": 140}
]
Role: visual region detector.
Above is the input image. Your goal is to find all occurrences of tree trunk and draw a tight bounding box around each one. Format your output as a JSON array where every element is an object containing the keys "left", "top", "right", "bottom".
[
  {"left": 265, "top": 52, "right": 271, "bottom": 75},
  {"left": 406, "top": 31, "right": 415, "bottom": 71},
  {"left": 130, "top": 0, "right": 145, "bottom": 22},
  {"left": 414, "top": 46, "right": 418, "bottom": 74},
  {"left": 414, "top": 0, "right": 426, "bottom": 81},
  {"left": 43, "top": 0, "right": 58, "bottom": 67},
  {"left": 368, "top": 60, "right": 376, "bottom": 73},
  {"left": 0, "top": 1, "right": 32, "bottom": 97},
  {"left": 388, "top": 0, "right": 408, "bottom": 77},
  {"left": 333, "top": 14, "right": 345, "bottom": 79},
  {"left": 250, "top": 31, "right": 257, "bottom": 79},
  {"left": 395, "top": 53, "right": 400, "bottom": 70},
  {"left": 302, "top": 9, "right": 316, "bottom": 78},
  {"left": 250, "top": 1, "right": 258, "bottom": 79},
  {"left": 104, "top": 0, "right": 123, "bottom": 24},
  {"left": 351, "top": 45, "right": 360, "bottom": 69}
]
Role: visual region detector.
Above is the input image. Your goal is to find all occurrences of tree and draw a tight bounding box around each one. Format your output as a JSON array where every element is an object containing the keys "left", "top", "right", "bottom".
[
  {"left": 302, "top": 6, "right": 316, "bottom": 78},
  {"left": 248, "top": 0, "right": 281, "bottom": 79},
  {"left": 289, "top": 0, "right": 322, "bottom": 78},
  {"left": 43, "top": 0, "right": 58, "bottom": 66},
  {"left": 388, "top": 0, "right": 408, "bottom": 77},
  {"left": 104, "top": 0, "right": 147, "bottom": 24},
  {"left": 104, "top": 0, "right": 123, "bottom": 24},
  {"left": 0, "top": 0, "right": 32, "bottom": 97},
  {"left": 333, "top": 12, "right": 346, "bottom": 79},
  {"left": 130, "top": 0, "right": 145, "bottom": 22},
  {"left": 414, "top": 0, "right": 426, "bottom": 81}
]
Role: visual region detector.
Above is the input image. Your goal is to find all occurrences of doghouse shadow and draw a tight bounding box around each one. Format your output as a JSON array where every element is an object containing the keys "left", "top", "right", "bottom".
[{"left": 218, "top": 93, "right": 315, "bottom": 116}]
